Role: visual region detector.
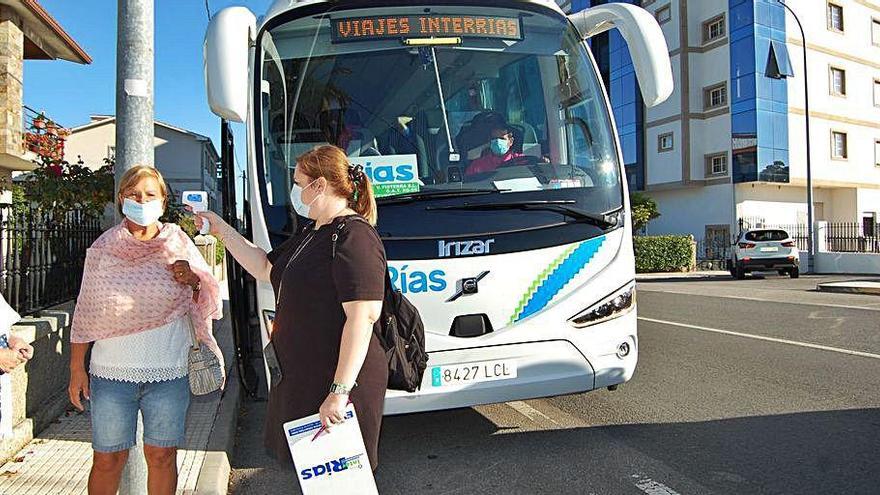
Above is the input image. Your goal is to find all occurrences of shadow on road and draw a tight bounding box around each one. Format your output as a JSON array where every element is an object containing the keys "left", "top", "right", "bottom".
[
  {"left": 374, "top": 407, "right": 880, "bottom": 495},
  {"left": 230, "top": 391, "right": 879, "bottom": 495}
]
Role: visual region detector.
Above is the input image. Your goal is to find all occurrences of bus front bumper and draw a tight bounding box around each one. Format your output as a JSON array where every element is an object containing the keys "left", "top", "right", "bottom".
[{"left": 383, "top": 332, "right": 638, "bottom": 415}]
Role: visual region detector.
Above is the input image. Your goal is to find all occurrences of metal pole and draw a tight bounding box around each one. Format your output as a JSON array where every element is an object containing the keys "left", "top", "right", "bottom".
[
  {"left": 115, "top": 0, "right": 154, "bottom": 492},
  {"left": 779, "top": 0, "right": 814, "bottom": 270}
]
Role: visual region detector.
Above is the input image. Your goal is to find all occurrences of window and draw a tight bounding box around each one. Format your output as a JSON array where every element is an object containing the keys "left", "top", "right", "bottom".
[
  {"left": 745, "top": 230, "right": 789, "bottom": 242},
  {"left": 873, "top": 19, "right": 880, "bottom": 46},
  {"left": 658, "top": 132, "right": 674, "bottom": 152},
  {"left": 875, "top": 139, "right": 880, "bottom": 166},
  {"left": 874, "top": 79, "right": 880, "bottom": 107},
  {"left": 766, "top": 40, "right": 794, "bottom": 79},
  {"left": 864, "top": 213, "right": 877, "bottom": 238},
  {"left": 827, "top": 3, "right": 844, "bottom": 32},
  {"left": 705, "top": 153, "right": 728, "bottom": 176},
  {"left": 831, "top": 131, "right": 848, "bottom": 159},
  {"left": 830, "top": 67, "right": 846, "bottom": 96},
  {"left": 259, "top": 8, "right": 625, "bottom": 212},
  {"left": 655, "top": 5, "right": 671, "bottom": 25},
  {"left": 703, "top": 83, "right": 728, "bottom": 110},
  {"left": 702, "top": 15, "right": 726, "bottom": 44}
]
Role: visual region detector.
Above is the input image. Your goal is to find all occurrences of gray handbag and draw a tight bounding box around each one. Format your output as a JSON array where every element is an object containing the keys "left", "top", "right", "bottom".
[{"left": 186, "top": 316, "right": 224, "bottom": 395}]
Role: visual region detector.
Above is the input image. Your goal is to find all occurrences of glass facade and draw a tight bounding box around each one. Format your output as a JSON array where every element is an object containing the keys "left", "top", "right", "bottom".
[
  {"left": 729, "top": 0, "right": 790, "bottom": 183},
  {"left": 570, "top": 0, "right": 645, "bottom": 191}
]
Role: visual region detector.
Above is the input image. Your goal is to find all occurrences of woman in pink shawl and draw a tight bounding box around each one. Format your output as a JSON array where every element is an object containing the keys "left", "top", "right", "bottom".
[{"left": 68, "top": 166, "right": 223, "bottom": 495}]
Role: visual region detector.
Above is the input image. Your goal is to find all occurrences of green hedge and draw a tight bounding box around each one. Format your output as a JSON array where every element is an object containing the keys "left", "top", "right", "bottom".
[
  {"left": 633, "top": 235, "right": 694, "bottom": 273},
  {"left": 214, "top": 237, "right": 225, "bottom": 265}
]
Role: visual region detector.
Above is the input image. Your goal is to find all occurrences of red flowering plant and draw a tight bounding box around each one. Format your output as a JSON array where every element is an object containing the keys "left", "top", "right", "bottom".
[{"left": 15, "top": 114, "right": 114, "bottom": 217}]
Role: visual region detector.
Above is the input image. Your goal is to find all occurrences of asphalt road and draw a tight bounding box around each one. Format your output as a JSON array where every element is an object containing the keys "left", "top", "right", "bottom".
[{"left": 229, "top": 274, "right": 880, "bottom": 495}]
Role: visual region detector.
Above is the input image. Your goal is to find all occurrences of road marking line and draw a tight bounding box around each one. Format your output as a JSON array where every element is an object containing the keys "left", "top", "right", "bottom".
[
  {"left": 632, "top": 474, "right": 683, "bottom": 495},
  {"left": 507, "top": 401, "right": 559, "bottom": 425},
  {"left": 638, "top": 288, "right": 880, "bottom": 312},
  {"left": 639, "top": 317, "right": 880, "bottom": 360}
]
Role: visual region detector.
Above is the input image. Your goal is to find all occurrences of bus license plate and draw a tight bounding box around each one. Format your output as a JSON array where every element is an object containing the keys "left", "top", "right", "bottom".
[{"left": 430, "top": 360, "right": 517, "bottom": 387}]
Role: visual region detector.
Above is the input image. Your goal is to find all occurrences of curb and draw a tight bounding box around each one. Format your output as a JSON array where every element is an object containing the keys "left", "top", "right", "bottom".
[
  {"left": 636, "top": 272, "right": 731, "bottom": 282},
  {"left": 194, "top": 364, "right": 242, "bottom": 495},
  {"left": 816, "top": 283, "right": 880, "bottom": 296}
]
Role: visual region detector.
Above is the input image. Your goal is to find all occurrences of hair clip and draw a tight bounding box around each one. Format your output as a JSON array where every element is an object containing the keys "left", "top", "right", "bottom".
[{"left": 348, "top": 164, "right": 365, "bottom": 184}]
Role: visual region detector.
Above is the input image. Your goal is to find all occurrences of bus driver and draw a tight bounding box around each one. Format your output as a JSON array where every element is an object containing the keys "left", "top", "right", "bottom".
[{"left": 465, "top": 122, "right": 525, "bottom": 176}]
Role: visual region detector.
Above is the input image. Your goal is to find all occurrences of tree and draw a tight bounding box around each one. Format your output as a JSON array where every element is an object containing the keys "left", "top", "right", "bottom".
[{"left": 630, "top": 192, "right": 660, "bottom": 232}]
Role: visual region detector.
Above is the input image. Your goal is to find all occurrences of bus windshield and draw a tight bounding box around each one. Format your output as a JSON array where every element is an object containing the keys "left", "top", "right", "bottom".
[{"left": 257, "top": 4, "right": 622, "bottom": 236}]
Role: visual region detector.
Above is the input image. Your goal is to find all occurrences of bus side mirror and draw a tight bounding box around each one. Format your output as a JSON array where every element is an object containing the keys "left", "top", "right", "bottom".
[
  {"left": 204, "top": 6, "right": 256, "bottom": 122},
  {"left": 568, "top": 3, "right": 673, "bottom": 108}
]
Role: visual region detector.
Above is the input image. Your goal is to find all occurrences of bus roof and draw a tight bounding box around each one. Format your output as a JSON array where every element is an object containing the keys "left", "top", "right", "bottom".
[{"left": 262, "top": 0, "right": 566, "bottom": 31}]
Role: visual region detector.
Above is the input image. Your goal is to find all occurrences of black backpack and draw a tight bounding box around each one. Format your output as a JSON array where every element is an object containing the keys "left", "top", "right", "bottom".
[{"left": 332, "top": 219, "right": 428, "bottom": 392}]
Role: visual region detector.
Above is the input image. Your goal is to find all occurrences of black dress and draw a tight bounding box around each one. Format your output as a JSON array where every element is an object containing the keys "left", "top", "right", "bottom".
[{"left": 265, "top": 214, "right": 388, "bottom": 470}]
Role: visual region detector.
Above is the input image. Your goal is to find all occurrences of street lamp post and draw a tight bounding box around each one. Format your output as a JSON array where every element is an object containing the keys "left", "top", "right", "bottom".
[{"left": 778, "top": 0, "right": 815, "bottom": 270}]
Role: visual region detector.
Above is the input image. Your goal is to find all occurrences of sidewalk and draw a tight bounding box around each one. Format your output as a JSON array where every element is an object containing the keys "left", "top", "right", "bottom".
[
  {"left": 816, "top": 280, "right": 880, "bottom": 296},
  {"left": 636, "top": 270, "right": 731, "bottom": 281},
  {"left": 0, "top": 287, "right": 240, "bottom": 494}
]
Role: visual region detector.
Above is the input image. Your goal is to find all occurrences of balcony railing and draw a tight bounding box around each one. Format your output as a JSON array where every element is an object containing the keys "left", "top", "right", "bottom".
[{"left": 22, "top": 105, "right": 68, "bottom": 161}]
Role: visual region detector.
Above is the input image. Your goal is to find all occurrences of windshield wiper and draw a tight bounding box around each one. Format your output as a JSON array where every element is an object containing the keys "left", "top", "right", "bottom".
[
  {"left": 426, "top": 200, "right": 620, "bottom": 229},
  {"left": 377, "top": 188, "right": 501, "bottom": 205}
]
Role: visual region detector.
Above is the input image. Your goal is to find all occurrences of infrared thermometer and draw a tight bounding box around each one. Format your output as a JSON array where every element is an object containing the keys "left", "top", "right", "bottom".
[{"left": 182, "top": 191, "right": 210, "bottom": 235}]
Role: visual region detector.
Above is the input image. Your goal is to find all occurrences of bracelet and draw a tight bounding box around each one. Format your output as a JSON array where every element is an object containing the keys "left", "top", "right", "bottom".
[{"left": 329, "top": 382, "right": 355, "bottom": 395}]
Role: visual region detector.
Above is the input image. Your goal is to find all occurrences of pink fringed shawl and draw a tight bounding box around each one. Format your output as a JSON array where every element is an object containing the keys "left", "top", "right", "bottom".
[{"left": 71, "top": 222, "right": 223, "bottom": 366}]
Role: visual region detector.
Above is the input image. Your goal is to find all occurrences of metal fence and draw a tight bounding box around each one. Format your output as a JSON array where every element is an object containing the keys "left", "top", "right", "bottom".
[
  {"left": 695, "top": 237, "right": 731, "bottom": 261},
  {"left": 0, "top": 204, "right": 103, "bottom": 315},
  {"left": 825, "top": 222, "right": 880, "bottom": 253},
  {"left": 738, "top": 218, "right": 879, "bottom": 253}
]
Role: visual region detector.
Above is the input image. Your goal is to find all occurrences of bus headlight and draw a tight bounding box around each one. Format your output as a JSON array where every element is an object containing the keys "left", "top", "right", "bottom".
[{"left": 568, "top": 282, "right": 635, "bottom": 328}]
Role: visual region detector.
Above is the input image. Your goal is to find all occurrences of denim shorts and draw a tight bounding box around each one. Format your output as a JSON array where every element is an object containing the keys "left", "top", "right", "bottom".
[{"left": 89, "top": 375, "right": 190, "bottom": 452}]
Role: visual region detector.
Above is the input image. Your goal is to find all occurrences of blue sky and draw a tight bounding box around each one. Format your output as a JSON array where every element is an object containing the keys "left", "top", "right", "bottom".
[{"left": 25, "top": 0, "right": 272, "bottom": 175}]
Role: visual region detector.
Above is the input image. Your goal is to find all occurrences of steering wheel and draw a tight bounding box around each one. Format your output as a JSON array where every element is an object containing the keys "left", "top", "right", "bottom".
[{"left": 500, "top": 154, "right": 542, "bottom": 168}]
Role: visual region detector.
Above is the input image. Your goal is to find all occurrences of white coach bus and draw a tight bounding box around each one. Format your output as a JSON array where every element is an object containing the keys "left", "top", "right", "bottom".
[{"left": 204, "top": 0, "right": 672, "bottom": 413}]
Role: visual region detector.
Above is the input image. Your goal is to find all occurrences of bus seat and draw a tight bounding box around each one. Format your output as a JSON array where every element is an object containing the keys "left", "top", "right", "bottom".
[{"left": 379, "top": 124, "right": 429, "bottom": 176}]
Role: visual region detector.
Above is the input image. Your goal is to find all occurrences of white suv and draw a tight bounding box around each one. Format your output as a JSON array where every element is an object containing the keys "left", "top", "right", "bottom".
[{"left": 728, "top": 229, "right": 800, "bottom": 279}]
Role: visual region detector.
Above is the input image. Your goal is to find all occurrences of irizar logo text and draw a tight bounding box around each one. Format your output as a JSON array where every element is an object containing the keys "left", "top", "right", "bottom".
[
  {"left": 300, "top": 454, "right": 366, "bottom": 480},
  {"left": 438, "top": 238, "right": 495, "bottom": 257}
]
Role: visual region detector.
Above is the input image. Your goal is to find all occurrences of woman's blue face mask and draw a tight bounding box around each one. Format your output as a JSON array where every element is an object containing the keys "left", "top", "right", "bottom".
[{"left": 490, "top": 137, "right": 511, "bottom": 155}]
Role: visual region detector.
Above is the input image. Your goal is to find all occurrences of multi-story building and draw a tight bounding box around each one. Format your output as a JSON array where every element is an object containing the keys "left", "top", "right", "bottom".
[
  {"left": 0, "top": 0, "right": 91, "bottom": 202},
  {"left": 64, "top": 115, "right": 223, "bottom": 214},
  {"left": 562, "top": 0, "right": 880, "bottom": 247}
]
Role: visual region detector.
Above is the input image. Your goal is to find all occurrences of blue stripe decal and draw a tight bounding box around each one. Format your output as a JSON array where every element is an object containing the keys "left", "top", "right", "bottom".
[{"left": 516, "top": 236, "right": 606, "bottom": 322}]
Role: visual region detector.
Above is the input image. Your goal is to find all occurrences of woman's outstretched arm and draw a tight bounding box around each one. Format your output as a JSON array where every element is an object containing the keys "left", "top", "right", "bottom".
[{"left": 193, "top": 210, "right": 273, "bottom": 283}]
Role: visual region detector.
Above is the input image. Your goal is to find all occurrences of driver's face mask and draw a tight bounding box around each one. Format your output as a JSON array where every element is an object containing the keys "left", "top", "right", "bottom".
[{"left": 490, "top": 137, "right": 511, "bottom": 156}]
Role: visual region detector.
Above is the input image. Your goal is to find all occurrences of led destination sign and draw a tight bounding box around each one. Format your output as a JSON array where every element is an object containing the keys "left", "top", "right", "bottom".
[{"left": 331, "top": 15, "right": 523, "bottom": 43}]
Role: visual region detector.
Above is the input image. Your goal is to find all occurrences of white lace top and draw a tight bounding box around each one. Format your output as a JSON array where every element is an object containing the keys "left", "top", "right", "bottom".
[{"left": 90, "top": 315, "right": 190, "bottom": 383}]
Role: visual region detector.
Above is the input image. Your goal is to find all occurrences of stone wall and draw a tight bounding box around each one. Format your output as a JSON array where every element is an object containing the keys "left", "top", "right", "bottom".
[
  {"left": 0, "top": 303, "right": 74, "bottom": 464},
  {"left": 0, "top": 6, "right": 23, "bottom": 158}
]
